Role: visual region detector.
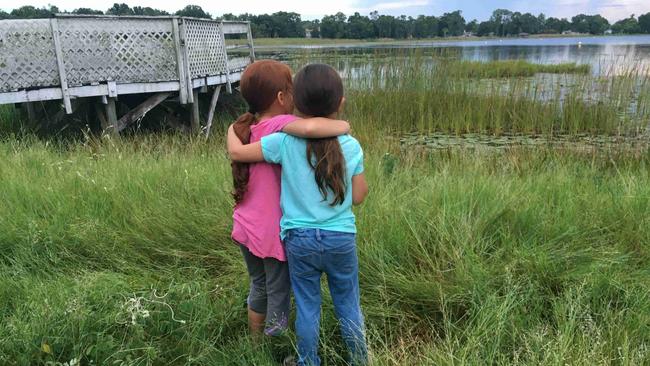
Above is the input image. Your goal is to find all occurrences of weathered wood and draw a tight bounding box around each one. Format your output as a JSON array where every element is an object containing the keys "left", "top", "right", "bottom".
[
  {"left": 172, "top": 17, "right": 189, "bottom": 104},
  {"left": 205, "top": 85, "right": 222, "bottom": 137},
  {"left": 116, "top": 92, "right": 171, "bottom": 132},
  {"left": 104, "top": 97, "right": 118, "bottom": 136},
  {"left": 218, "top": 24, "right": 233, "bottom": 94},
  {"left": 180, "top": 19, "right": 194, "bottom": 104},
  {"left": 222, "top": 22, "right": 249, "bottom": 34},
  {"left": 49, "top": 18, "right": 72, "bottom": 114},
  {"left": 190, "top": 89, "right": 200, "bottom": 134},
  {"left": 25, "top": 102, "right": 37, "bottom": 122},
  {"left": 247, "top": 25, "right": 256, "bottom": 62}
]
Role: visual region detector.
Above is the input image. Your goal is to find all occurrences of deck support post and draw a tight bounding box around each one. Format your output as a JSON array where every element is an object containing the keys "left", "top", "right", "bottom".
[
  {"left": 104, "top": 97, "right": 119, "bottom": 137},
  {"left": 191, "top": 89, "right": 200, "bottom": 134},
  {"left": 25, "top": 102, "right": 37, "bottom": 123},
  {"left": 205, "top": 85, "right": 222, "bottom": 137}
]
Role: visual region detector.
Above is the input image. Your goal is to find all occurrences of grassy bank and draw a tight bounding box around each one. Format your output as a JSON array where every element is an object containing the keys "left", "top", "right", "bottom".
[
  {"left": 443, "top": 60, "right": 591, "bottom": 78},
  {"left": 0, "top": 134, "right": 648, "bottom": 365}
]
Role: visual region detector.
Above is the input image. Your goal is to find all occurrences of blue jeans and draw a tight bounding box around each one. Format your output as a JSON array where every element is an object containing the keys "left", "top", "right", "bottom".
[{"left": 285, "top": 228, "right": 367, "bottom": 366}]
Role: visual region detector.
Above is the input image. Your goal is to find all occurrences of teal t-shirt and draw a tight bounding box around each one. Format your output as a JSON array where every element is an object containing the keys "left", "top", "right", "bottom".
[{"left": 261, "top": 133, "right": 364, "bottom": 239}]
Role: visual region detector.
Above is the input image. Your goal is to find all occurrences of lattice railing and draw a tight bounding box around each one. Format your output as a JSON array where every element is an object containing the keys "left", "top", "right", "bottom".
[
  {"left": 0, "top": 19, "right": 60, "bottom": 92},
  {"left": 184, "top": 19, "right": 228, "bottom": 78},
  {"left": 57, "top": 17, "right": 178, "bottom": 86},
  {"left": 0, "top": 16, "right": 254, "bottom": 100}
]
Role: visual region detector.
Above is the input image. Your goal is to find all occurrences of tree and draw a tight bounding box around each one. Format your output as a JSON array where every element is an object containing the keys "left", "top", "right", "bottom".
[
  {"left": 439, "top": 10, "right": 465, "bottom": 37},
  {"left": 176, "top": 5, "right": 211, "bottom": 19},
  {"left": 414, "top": 15, "right": 439, "bottom": 38},
  {"left": 133, "top": 7, "right": 169, "bottom": 16},
  {"left": 106, "top": 3, "right": 134, "bottom": 16},
  {"left": 612, "top": 15, "right": 640, "bottom": 34},
  {"left": 10, "top": 5, "right": 58, "bottom": 18},
  {"left": 270, "top": 12, "right": 304, "bottom": 38},
  {"left": 347, "top": 12, "right": 374, "bottom": 39},
  {"left": 72, "top": 8, "right": 104, "bottom": 15},
  {"left": 0, "top": 10, "right": 10, "bottom": 19},
  {"left": 518, "top": 13, "right": 542, "bottom": 34},
  {"left": 637, "top": 12, "right": 650, "bottom": 33},
  {"left": 465, "top": 19, "right": 478, "bottom": 34},
  {"left": 477, "top": 21, "right": 496, "bottom": 36},
  {"left": 544, "top": 17, "right": 570, "bottom": 33},
  {"left": 490, "top": 9, "right": 513, "bottom": 36},
  {"left": 320, "top": 12, "right": 347, "bottom": 38},
  {"left": 571, "top": 14, "right": 609, "bottom": 34}
]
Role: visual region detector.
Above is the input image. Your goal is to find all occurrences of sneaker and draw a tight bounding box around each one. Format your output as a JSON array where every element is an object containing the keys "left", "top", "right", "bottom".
[
  {"left": 264, "top": 313, "right": 288, "bottom": 337},
  {"left": 282, "top": 356, "right": 297, "bottom": 366}
]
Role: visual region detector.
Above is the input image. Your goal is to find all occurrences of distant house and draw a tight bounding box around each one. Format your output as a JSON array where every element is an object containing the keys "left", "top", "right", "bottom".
[
  {"left": 562, "top": 30, "right": 574, "bottom": 35},
  {"left": 305, "top": 28, "right": 312, "bottom": 38},
  {"left": 519, "top": 32, "right": 530, "bottom": 38},
  {"left": 463, "top": 31, "right": 475, "bottom": 37},
  {"left": 604, "top": 29, "right": 613, "bottom": 35}
]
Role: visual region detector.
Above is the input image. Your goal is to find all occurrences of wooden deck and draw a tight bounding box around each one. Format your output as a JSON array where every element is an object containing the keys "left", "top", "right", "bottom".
[{"left": 0, "top": 15, "right": 255, "bottom": 135}]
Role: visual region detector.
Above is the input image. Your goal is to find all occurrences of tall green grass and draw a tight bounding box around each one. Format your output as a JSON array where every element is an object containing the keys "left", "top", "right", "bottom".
[
  {"left": 0, "top": 52, "right": 649, "bottom": 365},
  {"left": 0, "top": 134, "right": 648, "bottom": 365}
]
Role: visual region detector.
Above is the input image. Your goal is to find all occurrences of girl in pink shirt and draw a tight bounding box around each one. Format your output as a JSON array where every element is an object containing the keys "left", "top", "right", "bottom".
[{"left": 229, "top": 60, "right": 350, "bottom": 338}]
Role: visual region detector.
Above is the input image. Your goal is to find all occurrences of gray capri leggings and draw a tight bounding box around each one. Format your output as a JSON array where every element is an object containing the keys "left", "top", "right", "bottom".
[{"left": 239, "top": 244, "right": 291, "bottom": 332}]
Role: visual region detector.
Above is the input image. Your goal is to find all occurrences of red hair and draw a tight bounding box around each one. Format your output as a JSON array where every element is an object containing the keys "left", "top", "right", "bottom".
[{"left": 231, "top": 60, "right": 293, "bottom": 204}]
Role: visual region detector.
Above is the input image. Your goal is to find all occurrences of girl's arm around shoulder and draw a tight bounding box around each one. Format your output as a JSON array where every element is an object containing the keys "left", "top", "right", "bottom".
[
  {"left": 227, "top": 124, "right": 264, "bottom": 163},
  {"left": 282, "top": 117, "right": 350, "bottom": 138}
]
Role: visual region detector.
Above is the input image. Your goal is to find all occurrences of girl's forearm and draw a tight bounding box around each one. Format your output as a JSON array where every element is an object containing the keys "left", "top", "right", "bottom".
[
  {"left": 282, "top": 118, "right": 350, "bottom": 138},
  {"left": 227, "top": 125, "right": 264, "bottom": 162}
]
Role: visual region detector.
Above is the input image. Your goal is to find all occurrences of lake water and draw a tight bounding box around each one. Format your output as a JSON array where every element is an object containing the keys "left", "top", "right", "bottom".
[{"left": 260, "top": 35, "right": 650, "bottom": 76}]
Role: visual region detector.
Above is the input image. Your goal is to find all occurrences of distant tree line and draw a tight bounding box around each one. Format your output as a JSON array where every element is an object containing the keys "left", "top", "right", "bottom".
[{"left": 2, "top": 4, "right": 650, "bottom": 39}]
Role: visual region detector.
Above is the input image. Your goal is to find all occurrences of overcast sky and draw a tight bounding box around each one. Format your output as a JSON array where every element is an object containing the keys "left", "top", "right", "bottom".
[{"left": 4, "top": 0, "right": 650, "bottom": 22}]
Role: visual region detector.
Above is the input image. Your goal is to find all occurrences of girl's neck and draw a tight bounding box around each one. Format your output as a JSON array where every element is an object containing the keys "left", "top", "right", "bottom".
[{"left": 258, "top": 105, "right": 289, "bottom": 122}]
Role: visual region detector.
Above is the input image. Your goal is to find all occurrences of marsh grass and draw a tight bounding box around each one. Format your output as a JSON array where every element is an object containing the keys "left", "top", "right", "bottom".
[
  {"left": 0, "top": 134, "right": 649, "bottom": 365},
  {"left": 441, "top": 60, "right": 591, "bottom": 78}
]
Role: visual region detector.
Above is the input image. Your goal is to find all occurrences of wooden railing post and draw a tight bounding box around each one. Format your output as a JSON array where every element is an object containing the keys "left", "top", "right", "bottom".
[
  {"left": 172, "top": 17, "right": 189, "bottom": 105},
  {"left": 50, "top": 18, "right": 72, "bottom": 114},
  {"left": 246, "top": 22, "right": 256, "bottom": 63},
  {"left": 218, "top": 23, "right": 232, "bottom": 94}
]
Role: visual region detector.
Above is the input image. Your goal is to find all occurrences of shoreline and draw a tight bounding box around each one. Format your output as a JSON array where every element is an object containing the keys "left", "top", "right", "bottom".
[{"left": 252, "top": 34, "right": 650, "bottom": 49}]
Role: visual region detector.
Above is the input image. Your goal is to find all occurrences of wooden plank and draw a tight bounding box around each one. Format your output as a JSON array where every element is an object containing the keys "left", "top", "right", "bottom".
[
  {"left": 50, "top": 18, "right": 72, "bottom": 114},
  {"left": 105, "top": 97, "right": 118, "bottom": 136},
  {"left": 0, "top": 81, "right": 182, "bottom": 105},
  {"left": 190, "top": 89, "right": 200, "bottom": 134},
  {"left": 107, "top": 81, "right": 118, "bottom": 98},
  {"left": 116, "top": 92, "right": 170, "bottom": 132},
  {"left": 218, "top": 24, "right": 233, "bottom": 94},
  {"left": 172, "top": 17, "right": 189, "bottom": 104},
  {"left": 247, "top": 24, "right": 256, "bottom": 62},
  {"left": 180, "top": 18, "right": 194, "bottom": 104},
  {"left": 222, "top": 22, "right": 249, "bottom": 34},
  {"left": 205, "top": 85, "right": 222, "bottom": 137}
]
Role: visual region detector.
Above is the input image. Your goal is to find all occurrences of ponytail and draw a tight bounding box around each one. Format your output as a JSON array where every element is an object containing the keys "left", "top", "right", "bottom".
[
  {"left": 307, "top": 138, "right": 347, "bottom": 206},
  {"left": 231, "top": 111, "right": 257, "bottom": 204}
]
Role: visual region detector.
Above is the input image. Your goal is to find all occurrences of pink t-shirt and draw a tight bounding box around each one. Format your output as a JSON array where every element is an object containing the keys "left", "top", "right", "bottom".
[{"left": 232, "top": 114, "right": 298, "bottom": 261}]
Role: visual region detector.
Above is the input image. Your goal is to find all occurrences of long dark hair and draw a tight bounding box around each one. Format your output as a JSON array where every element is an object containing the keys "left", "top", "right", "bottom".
[
  {"left": 232, "top": 60, "right": 293, "bottom": 204},
  {"left": 293, "top": 64, "right": 346, "bottom": 206}
]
